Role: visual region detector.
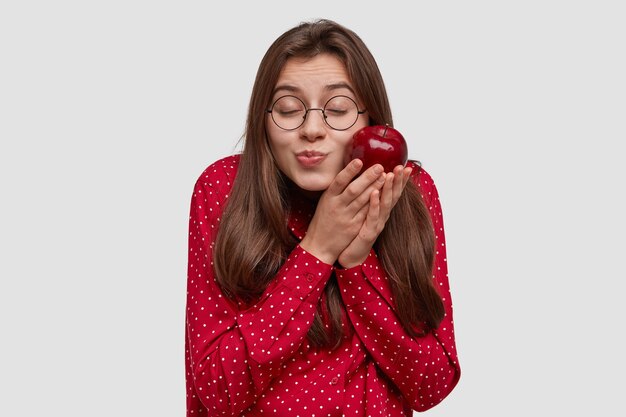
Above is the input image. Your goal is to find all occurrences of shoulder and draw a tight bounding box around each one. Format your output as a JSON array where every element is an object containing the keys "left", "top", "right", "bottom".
[
  {"left": 193, "top": 154, "right": 241, "bottom": 196},
  {"left": 407, "top": 160, "right": 440, "bottom": 205}
]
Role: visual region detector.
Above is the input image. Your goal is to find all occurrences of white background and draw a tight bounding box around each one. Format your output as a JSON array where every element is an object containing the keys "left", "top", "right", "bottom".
[{"left": 1, "top": 1, "right": 624, "bottom": 416}]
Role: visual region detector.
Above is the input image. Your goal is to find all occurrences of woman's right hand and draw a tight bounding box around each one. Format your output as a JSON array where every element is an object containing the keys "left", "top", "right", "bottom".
[{"left": 299, "top": 159, "right": 386, "bottom": 265}]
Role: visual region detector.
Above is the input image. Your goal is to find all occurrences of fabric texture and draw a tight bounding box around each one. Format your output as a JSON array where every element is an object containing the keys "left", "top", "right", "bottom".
[{"left": 185, "top": 154, "right": 460, "bottom": 416}]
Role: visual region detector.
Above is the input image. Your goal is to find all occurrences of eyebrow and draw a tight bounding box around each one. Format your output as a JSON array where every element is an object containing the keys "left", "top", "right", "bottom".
[{"left": 272, "top": 82, "right": 357, "bottom": 97}]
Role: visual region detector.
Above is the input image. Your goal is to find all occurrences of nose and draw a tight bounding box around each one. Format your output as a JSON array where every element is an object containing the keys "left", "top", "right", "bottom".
[{"left": 299, "top": 108, "right": 327, "bottom": 142}]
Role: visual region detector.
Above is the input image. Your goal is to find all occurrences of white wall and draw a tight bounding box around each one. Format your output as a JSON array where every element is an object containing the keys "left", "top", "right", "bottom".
[{"left": 1, "top": 1, "right": 624, "bottom": 415}]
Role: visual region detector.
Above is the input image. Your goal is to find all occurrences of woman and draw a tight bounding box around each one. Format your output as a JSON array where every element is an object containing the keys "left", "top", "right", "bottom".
[{"left": 185, "top": 19, "right": 460, "bottom": 416}]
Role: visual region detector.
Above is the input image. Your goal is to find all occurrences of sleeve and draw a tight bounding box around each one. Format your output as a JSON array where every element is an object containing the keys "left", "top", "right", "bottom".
[
  {"left": 185, "top": 178, "right": 334, "bottom": 416},
  {"left": 335, "top": 167, "right": 461, "bottom": 412}
]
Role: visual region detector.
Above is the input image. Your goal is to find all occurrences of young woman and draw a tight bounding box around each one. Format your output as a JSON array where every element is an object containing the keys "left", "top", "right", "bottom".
[{"left": 185, "top": 19, "right": 460, "bottom": 416}]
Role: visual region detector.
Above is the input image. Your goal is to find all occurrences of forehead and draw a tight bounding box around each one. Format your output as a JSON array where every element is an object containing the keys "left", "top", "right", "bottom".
[{"left": 274, "top": 53, "right": 356, "bottom": 97}]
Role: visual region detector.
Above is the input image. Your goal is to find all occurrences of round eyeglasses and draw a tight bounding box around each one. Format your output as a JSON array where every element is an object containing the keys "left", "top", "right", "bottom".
[{"left": 266, "top": 95, "right": 367, "bottom": 131}]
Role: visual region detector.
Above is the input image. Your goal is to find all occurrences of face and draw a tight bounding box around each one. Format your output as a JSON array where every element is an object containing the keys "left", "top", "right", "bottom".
[{"left": 266, "top": 53, "right": 369, "bottom": 194}]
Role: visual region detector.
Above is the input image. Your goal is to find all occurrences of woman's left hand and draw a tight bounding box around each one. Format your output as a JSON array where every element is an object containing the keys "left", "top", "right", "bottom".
[{"left": 337, "top": 165, "right": 413, "bottom": 268}]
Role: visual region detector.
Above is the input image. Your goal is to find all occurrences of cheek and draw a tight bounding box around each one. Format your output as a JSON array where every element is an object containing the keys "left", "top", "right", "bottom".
[
  {"left": 266, "top": 120, "right": 283, "bottom": 149},
  {"left": 266, "top": 130, "right": 293, "bottom": 170},
  {"left": 266, "top": 119, "right": 278, "bottom": 148}
]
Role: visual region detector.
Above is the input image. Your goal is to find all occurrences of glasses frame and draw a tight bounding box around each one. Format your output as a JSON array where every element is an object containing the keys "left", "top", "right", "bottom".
[{"left": 266, "top": 94, "right": 367, "bottom": 131}]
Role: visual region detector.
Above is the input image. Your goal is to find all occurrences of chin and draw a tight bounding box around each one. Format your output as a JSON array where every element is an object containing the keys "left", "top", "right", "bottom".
[
  {"left": 297, "top": 182, "right": 330, "bottom": 193},
  {"left": 293, "top": 176, "right": 332, "bottom": 193}
]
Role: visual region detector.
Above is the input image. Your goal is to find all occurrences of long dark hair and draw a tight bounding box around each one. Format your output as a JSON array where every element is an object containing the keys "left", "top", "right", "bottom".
[{"left": 214, "top": 19, "right": 444, "bottom": 347}]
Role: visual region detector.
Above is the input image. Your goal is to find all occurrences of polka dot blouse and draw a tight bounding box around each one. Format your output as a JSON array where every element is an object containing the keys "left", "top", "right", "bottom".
[{"left": 185, "top": 155, "right": 460, "bottom": 416}]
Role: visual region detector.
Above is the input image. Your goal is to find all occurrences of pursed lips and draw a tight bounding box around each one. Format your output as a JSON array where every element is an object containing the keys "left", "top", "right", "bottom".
[
  {"left": 295, "top": 150, "right": 327, "bottom": 167},
  {"left": 296, "top": 150, "right": 326, "bottom": 157}
]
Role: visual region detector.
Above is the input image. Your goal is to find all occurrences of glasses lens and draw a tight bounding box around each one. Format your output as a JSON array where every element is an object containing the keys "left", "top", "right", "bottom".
[
  {"left": 324, "top": 96, "right": 358, "bottom": 130},
  {"left": 271, "top": 96, "right": 306, "bottom": 130}
]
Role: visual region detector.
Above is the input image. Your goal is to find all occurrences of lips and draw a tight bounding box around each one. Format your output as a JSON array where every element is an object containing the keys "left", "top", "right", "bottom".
[{"left": 296, "top": 150, "right": 327, "bottom": 167}]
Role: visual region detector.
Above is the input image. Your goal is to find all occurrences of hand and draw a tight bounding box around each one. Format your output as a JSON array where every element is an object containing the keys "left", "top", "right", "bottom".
[
  {"left": 337, "top": 165, "right": 413, "bottom": 268},
  {"left": 299, "top": 159, "right": 386, "bottom": 265}
]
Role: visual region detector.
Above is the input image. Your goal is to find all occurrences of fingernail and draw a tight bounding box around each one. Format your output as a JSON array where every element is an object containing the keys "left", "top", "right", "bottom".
[{"left": 373, "top": 165, "right": 383, "bottom": 174}]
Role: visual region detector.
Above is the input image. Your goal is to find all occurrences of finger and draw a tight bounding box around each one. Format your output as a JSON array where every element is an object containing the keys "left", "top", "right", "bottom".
[
  {"left": 391, "top": 165, "right": 412, "bottom": 186},
  {"left": 392, "top": 167, "right": 405, "bottom": 202},
  {"left": 354, "top": 202, "right": 369, "bottom": 225},
  {"left": 327, "top": 159, "right": 363, "bottom": 195},
  {"left": 381, "top": 172, "right": 394, "bottom": 210},
  {"left": 348, "top": 173, "right": 386, "bottom": 211},
  {"left": 342, "top": 164, "right": 384, "bottom": 203},
  {"left": 391, "top": 165, "right": 412, "bottom": 205},
  {"left": 389, "top": 165, "right": 402, "bottom": 185},
  {"left": 367, "top": 189, "right": 381, "bottom": 227},
  {"left": 357, "top": 190, "right": 381, "bottom": 244},
  {"left": 338, "top": 190, "right": 382, "bottom": 267},
  {"left": 402, "top": 167, "right": 413, "bottom": 188}
]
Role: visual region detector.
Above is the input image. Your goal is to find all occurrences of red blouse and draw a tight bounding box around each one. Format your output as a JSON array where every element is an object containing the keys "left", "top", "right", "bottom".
[{"left": 185, "top": 155, "right": 460, "bottom": 416}]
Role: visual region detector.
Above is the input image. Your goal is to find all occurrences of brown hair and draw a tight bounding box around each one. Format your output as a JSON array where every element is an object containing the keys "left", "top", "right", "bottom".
[{"left": 214, "top": 19, "right": 444, "bottom": 347}]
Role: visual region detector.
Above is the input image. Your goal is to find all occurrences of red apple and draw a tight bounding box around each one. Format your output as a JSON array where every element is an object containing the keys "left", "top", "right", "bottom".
[{"left": 349, "top": 125, "right": 408, "bottom": 173}]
